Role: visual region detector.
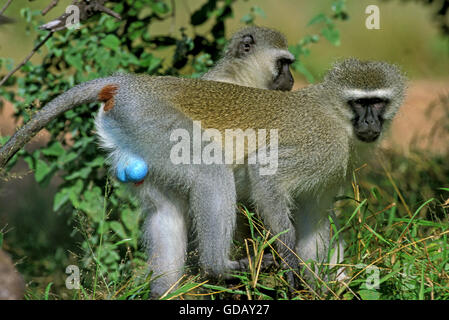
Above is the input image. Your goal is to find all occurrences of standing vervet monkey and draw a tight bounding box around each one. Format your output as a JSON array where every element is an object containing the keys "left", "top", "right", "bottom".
[{"left": 94, "top": 58, "right": 404, "bottom": 296}]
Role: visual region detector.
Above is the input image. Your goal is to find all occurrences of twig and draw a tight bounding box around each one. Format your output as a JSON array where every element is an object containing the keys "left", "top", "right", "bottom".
[
  {"left": 0, "top": 0, "right": 14, "bottom": 24},
  {"left": 95, "top": 3, "right": 121, "bottom": 20},
  {"left": 0, "top": 32, "right": 53, "bottom": 87},
  {"left": 39, "top": 0, "right": 121, "bottom": 32},
  {"left": 42, "top": 0, "right": 59, "bottom": 16},
  {"left": 0, "top": 0, "right": 13, "bottom": 15}
]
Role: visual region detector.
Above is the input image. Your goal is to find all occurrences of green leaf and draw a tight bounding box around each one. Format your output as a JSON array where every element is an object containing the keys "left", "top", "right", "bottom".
[
  {"left": 86, "top": 156, "right": 105, "bottom": 168},
  {"left": 121, "top": 208, "right": 138, "bottom": 231},
  {"left": 44, "top": 282, "right": 53, "bottom": 300},
  {"left": 65, "top": 54, "right": 84, "bottom": 71},
  {"left": 58, "top": 151, "right": 78, "bottom": 165},
  {"left": 252, "top": 6, "right": 266, "bottom": 18},
  {"left": 53, "top": 190, "right": 70, "bottom": 211},
  {"left": 308, "top": 13, "right": 326, "bottom": 26},
  {"left": 151, "top": 1, "right": 170, "bottom": 14},
  {"left": 42, "top": 142, "right": 65, "bottom": 157},
  {"left": 370, "top": 187, "right": 379, "bottom": 200},
  {"left": 260, "top": 229, "right": 289, "bottom": 253},
  {"left": 358, "top": 289, "right": 380, "bottom": 300},
  {"left": 65, "top": 167, "right": 92, "bottom": 180},
  {"left": 113, "top": 238, "right": 133, "bottom": 246},
  {"left": 397, "top": 198, "right": 434, "bottom": 240},
  {"left": 78, "top": 187, "right": 104, "bottom": 222},
  {"left": 110, "top": 221, "right": 128, "bottom": 240},
  {"left": 23, "top": 155, "right": 35, "bottom": 170},
  {"left": 100, "top": 34, "right": 121, "bottom": 50},
  {"left": 67, "top": 180, "right": 84, "bottom": 207},
  {"left": 35, "top": 159, "right": 52, "bottom": 183},
  {"left": 321, "top": 27, "right": 340, "bottom": 46},
  {"left": 419, "top": 268, "right": 425, "bottom": 300}
]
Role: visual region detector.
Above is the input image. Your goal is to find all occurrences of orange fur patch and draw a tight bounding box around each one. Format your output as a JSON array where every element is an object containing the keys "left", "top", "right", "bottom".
[{"left": 98, "top": 84, "right": 118, "bottom": 111}]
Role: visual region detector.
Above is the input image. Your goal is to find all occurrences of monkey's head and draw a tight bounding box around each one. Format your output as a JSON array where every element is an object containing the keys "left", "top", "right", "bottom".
[
  {"left": 323, "top": 58, "right": 407, "bottom": 143},
  {"left": 223, "top": 26, "right": 295, "bottom": 91}
]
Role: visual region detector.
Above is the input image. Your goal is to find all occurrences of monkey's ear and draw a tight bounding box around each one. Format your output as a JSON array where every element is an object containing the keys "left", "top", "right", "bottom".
[{"left": 237, "top": 35, "right": 255, "bottom": 57}]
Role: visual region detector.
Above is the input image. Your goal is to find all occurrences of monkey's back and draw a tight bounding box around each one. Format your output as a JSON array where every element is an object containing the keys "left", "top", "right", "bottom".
[
  {"left": 118, "top": 74, "right": 345, "bottom": 146},
  {"left": 103, "top": 74, "right": 351, "bottom": 184}
]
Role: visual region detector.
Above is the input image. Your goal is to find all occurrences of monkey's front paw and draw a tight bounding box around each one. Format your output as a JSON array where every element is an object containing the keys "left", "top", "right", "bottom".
[{"left": 115, "top": 155, "right": 148, "bottom": 183}]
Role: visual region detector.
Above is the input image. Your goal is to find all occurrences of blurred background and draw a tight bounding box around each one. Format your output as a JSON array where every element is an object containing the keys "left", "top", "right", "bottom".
[{"left": 0, "top": 0, "right": 448, "bottom": 299}]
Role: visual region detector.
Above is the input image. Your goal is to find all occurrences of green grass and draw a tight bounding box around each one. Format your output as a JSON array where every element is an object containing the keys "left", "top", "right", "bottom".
[
  {"left": 0, "top": 129, "right": 443, "bottom": 300},
  {"left": 18, "top": 145, "right": 449, "bottom": 300}
]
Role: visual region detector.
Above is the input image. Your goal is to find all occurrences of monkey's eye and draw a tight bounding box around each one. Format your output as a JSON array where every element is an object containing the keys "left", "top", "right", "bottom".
[{"left": 348, "top": 98, "right": 389, "bottom": 115}]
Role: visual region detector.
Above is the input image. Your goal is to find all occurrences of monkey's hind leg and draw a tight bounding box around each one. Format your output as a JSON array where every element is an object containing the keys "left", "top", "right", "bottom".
[
  {"left": 140, "top": 183, "right": 188, "bottom": 299},
  {"left": 189, "top": 166, "right": 238, "bottom": 279}
]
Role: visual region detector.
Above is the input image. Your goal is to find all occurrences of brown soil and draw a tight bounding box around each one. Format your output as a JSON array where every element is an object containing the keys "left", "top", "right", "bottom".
[
  {"left": 294, "top": 79, "right": 449, "bottom": 155},
  {"left": 388, "top": 79, "right": 449, "bottom": 154}
]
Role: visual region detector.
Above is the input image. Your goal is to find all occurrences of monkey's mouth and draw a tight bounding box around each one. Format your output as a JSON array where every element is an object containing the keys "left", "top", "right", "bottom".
[{"left": 355, "top": 129, "right": 381, "bottom": 142}]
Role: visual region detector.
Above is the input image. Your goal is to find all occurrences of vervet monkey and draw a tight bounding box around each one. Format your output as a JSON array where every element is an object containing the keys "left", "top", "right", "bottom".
[{"left": 94, "top": 58, "right": 404, "bottom": 296}]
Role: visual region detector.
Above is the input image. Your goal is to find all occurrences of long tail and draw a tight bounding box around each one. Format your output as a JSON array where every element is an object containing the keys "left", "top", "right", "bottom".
[{"left": 0, "top": 76, "right": 117, "bottom": 169}]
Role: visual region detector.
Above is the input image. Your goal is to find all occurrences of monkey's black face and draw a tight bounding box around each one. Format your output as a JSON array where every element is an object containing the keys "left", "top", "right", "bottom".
[
  {"left": 348, "top": 97, "right": 388, "bottom": 142},
  {"left": 270, "top": 58, "right": 294, "bottom": 91}
]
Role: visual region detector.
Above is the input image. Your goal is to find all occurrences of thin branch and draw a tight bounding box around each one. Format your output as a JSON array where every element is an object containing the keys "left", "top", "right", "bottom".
[
  {"left": 0, "top": 32, "right": 53, "bottom": 87},
  {"left": 0, "top": 0, "right": 14, "bottom": 24},
  {"left": 95, "top": 3, "right": 121, "bottom": 20},
  {"left": 42, "top": 0, "right": 59, "bottom": 16},
  {"left": 0, "top": 0, "right": 13, "bottom": 15}
]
